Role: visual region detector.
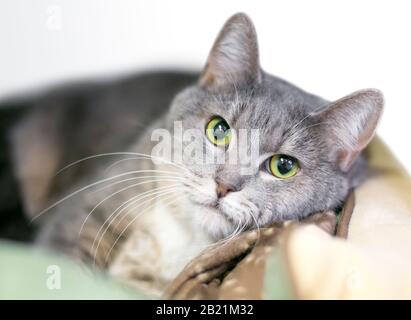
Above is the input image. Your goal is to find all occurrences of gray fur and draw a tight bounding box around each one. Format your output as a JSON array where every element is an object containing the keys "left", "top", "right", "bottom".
[{"left": 10, "top": 13, "right": 383, "bottom": 288}]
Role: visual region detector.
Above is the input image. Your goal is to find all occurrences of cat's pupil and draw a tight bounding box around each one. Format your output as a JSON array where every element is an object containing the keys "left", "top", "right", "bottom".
[
  {"left": 213, "top": 121, "right": 229, "bottom": 140},
  {"left": 277, "top": 156, "right": 294, "bottom": 175}
]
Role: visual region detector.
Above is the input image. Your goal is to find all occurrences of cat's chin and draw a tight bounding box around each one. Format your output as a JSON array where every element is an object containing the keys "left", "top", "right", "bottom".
[{"left": 189, "top": 202, "right": 238, "bottom": 241}]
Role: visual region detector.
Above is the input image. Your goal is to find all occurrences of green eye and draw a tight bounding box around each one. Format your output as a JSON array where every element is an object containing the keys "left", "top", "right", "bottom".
[
  {"left": 267, "top": 154, "right": 299, "bottom": 179},
  {"left": 205, "top": 116, "right": 232, "bottom": 146}
]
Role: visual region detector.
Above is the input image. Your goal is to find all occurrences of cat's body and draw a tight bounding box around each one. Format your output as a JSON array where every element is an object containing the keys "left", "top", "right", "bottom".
[
  {"left": 6, "top": 14, "right": 383, "bottom": 296},
  {"left": 11, "top": 72, "right": 207, "bottom": 294}
]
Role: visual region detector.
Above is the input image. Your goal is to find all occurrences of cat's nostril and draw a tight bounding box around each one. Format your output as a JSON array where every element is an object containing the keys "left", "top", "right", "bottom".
[{"left": 216, "top": 181, "right": 235, "bottom": 198}]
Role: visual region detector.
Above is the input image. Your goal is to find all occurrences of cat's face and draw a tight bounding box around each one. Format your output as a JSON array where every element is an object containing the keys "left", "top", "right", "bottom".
[{"left": 161, "top": 13, "right": 383, "bottom": 239}]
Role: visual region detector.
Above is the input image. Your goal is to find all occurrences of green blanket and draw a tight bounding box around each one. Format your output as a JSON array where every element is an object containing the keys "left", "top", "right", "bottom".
[{"left": 0, "top": 241, "right": 145, "bottom": 299}]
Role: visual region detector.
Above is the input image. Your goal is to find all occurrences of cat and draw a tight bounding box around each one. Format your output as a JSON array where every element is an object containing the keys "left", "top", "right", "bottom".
[{"left": 8, "top": 13, "right": 383, "bottom": 296}]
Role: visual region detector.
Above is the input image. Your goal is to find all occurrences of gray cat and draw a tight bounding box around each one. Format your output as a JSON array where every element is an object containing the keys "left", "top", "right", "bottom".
[{"left": 9, "top": 13, "right": 383, "bottom": 295}]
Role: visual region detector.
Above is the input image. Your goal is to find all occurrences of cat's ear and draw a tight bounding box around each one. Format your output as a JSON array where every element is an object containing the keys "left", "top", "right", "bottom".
[
  {"left": 313, "top": 89, "right": 384, "bottom": 172},
  {"left": 199, "top": 13, "right": 261, "bottom": 89}
]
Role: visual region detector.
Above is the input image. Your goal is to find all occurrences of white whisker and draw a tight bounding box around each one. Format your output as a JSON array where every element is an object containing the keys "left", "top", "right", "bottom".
[
  {"left": 98, "top": 193, "right": 186, "bottom": 266},
  {"left": 246, "top": 210, "right": 261, "bottom": 245},
  {"left": 56, "top": 152, "right": 189, "bottom": 175},
  {"left": 91, "top": 186, "right": 183, "bottom": 257},
  {"left": 90, "top": 175, "right": 186, "bottom": 194},
  {"left": 79, "top": 179, "right": 185, "bottom": 237},
  {"left": 103, "top": 157, "right": 187, "bottom": 175},
  {"left": 31, "top": 170, "right": 188, "bottom": 222}
]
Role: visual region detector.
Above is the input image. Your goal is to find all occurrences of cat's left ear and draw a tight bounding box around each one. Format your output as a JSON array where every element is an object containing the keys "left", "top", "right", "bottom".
[
  {"left": 312, "top": 89, "right": 384, "bottom": 172},
  {"left": 199, "top": 13, "right": 261, "bottom": 89}
]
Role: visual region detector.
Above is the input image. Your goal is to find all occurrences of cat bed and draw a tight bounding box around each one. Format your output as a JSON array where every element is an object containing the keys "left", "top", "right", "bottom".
[
  {"left": 1, "top": 137, "right": 410, "bottom": 299},
  {"left": 164, "top": 137, "right": 411, "bottom": 299}
]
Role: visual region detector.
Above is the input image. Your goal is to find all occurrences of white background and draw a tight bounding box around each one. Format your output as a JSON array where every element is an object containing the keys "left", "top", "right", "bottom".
[{"left": 1, "top": 0, "right": 410, "bottom": 172}]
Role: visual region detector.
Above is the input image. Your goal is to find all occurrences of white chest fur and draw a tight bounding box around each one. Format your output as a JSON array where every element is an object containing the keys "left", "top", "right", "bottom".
[{"left": 108, "top": 196, "right": 212, "bottom": 295}]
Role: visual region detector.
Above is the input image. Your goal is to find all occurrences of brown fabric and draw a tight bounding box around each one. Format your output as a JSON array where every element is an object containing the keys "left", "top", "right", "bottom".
[
  {"left": 164, "top": 228, "right": 260, "bottom": 299},
  {"left": 163, "top": 200, "right": 353, "bottom": 299},
  {"left": 336, "top": 192, "right": 355, "bottom": 238}
]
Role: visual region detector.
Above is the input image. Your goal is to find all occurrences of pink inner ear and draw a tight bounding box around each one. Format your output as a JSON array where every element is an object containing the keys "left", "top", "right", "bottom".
[
  {"left": 198, "top": 13, "right": 261, "bottom": 90},
  {"left": 319, "top": 89, "right": 383, "bottom": 172},
  {"left": 199, "top": 62, "right": 215, "bottom": 87},
  {"left": 339, "top": 149, "right": 361, "bottom": 172},
  {"left": 338, "top": 103, "right": 381, "bottom": 172}
]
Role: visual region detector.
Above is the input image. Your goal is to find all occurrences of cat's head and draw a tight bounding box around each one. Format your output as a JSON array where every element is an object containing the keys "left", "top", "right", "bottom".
[{"left": 163, "top": 13, "right": 384, "bottom": 239}]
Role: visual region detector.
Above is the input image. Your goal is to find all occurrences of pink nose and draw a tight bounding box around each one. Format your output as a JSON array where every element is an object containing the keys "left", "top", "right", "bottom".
[{"left": 216, "top": 181, "right": 234, "bottom": 198}]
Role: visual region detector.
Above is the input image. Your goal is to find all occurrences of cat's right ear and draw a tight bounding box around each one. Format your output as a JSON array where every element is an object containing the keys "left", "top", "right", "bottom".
[
  {"left": 199, "top": 13, "right": 262, "bottom": 89},
  {"left": 312, "top": 89, "right": 384, "bottom": 172}
]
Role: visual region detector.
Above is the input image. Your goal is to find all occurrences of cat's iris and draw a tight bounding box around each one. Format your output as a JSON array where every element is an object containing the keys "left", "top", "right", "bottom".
[
  {"left": 267, "top": 154, "right": 299, "bottom": 179},
  {"left": 205, "top": 116, "right": 232, "bottom": 146}
]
